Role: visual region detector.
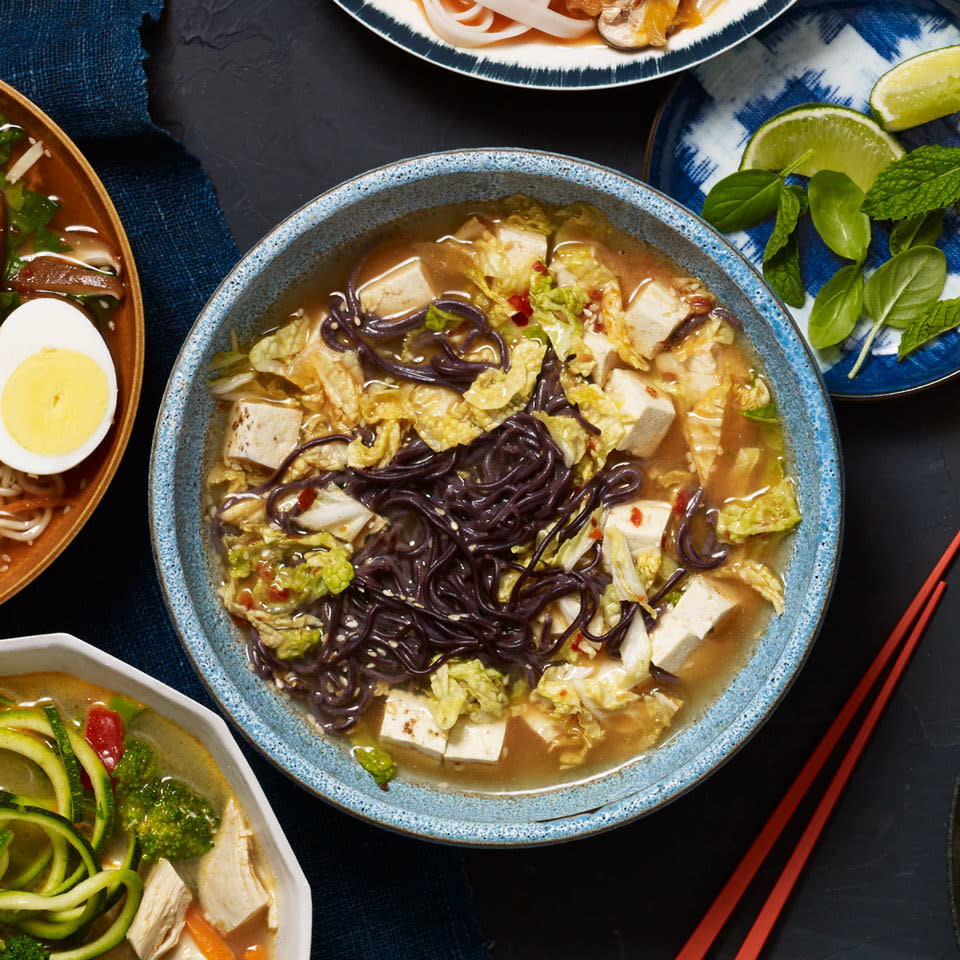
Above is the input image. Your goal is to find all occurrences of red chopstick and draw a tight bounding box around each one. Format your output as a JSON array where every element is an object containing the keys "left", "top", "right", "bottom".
[
  {"left": 732, "top": 579, "right": 946, "bottom": 958},
  {"left": 677, "top": 529, "right": 960, "bottom": 960}
]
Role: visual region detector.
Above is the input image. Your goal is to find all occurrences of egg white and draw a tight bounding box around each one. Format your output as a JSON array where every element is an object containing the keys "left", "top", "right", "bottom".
[{"left": 0, "top": 297, "right": 118, "bottom": 475}]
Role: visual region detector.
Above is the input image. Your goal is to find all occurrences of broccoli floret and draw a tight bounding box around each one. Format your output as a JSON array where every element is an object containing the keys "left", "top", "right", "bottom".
[
  {"left": 114, "top": 738, "right": 219, "bottom": 861},
  {"left": 0, "top": 936, "right": 50, "bottom": 960}
]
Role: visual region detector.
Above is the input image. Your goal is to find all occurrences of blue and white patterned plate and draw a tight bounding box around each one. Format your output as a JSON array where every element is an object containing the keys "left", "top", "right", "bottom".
[
  {"left": 647, "top": 0, "right": 960, "bottom": 399},
  {"left": 331, "top": 0, "right": 797, "bottom": 89}
]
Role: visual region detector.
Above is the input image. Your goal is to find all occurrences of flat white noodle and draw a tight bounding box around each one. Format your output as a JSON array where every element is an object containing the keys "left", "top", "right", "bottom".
[
  {"left": 421, "top": 0, "right": 531, "bottom": 46},
  {"left": 478, "top": 0, "right": 594, "bottom": 38}
]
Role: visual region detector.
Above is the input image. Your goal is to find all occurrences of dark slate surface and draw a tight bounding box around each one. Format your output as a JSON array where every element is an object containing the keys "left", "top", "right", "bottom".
[{"left": 145, "top": 2, "right": 960, "bottom": 957}]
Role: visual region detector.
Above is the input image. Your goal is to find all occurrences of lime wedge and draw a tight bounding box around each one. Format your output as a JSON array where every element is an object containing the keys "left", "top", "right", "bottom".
[
  {"left": 740, "top": 103, "right": 904, "bottom": 192},
  {"left": 870, "top": 45, "right": 960, "bottom": 132}
]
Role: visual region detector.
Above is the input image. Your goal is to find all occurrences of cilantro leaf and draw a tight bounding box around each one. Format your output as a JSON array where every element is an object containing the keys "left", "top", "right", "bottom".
[
  {"left": 898, "top": 298, "right": 960, "bottom": 359},
  {"left": 9, "top": 188, "right": 59, "bottom": 237},
  {"left": 863, "top": 145, "right": 960, "bottom": 221},
  {"left": 763, "top": 229, "right": 804, "bottom": 308},
  {"left": 32, "top": 225, "right": 70, "bottom": 254},
  {"left": 0, "top": 114, "right": 26, "bottom": 166}
]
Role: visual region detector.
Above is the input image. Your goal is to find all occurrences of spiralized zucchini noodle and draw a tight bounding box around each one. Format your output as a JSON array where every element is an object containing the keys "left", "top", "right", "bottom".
[{"left": 0, "top": 462, "right": 65, "bottom": 544}]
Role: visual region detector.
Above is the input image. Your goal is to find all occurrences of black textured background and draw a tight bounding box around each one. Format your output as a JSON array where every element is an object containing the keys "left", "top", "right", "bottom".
[{"left": 145, "top": 2, "right": 960, "bottom": 957}]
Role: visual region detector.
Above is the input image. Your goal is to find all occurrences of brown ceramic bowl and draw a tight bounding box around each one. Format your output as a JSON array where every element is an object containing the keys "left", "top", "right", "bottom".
[{"left": 0, "top": 79, "right": 144, "bottom": 604}]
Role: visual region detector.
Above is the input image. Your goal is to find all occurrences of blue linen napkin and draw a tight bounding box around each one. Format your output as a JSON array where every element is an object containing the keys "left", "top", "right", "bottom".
[{"left": 0, "top": 3, "right": 490, "bottom": 958}]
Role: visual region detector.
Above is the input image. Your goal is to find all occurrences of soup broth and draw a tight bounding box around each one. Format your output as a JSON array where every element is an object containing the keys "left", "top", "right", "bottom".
[
  {"left": 0, "top": 673, "right": 277, "bottom": 959},
  {"left": 205, "top": 196, "right": 801, "bottom": 793}
]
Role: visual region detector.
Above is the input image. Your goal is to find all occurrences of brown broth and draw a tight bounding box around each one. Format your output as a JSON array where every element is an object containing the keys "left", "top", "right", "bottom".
[
  {"left": 0, "top": 673, "right": 276, "bottom": 960},
  {"left": 210, "top": 196, "right": 795, "bottom": 793}
]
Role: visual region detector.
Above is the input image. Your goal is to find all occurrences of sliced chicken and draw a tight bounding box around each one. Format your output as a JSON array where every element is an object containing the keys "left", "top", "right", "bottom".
[
  {"left": 198, "top": 797, "right": 271, "bottom": 934},
  {"left": 126, "top": 859, "right": 193, "bottom": 960}
]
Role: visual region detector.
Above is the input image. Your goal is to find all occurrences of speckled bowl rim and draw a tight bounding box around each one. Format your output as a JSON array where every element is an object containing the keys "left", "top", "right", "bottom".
[
  {"left": 330, "top": 0, "right": 798, "bottom": 90},
  {"left": 150, "top": 148, "right": 843, "bottom": 846}
]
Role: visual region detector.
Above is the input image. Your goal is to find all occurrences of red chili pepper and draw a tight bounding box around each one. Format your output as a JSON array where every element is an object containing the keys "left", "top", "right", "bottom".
[
  {"left": 298, "top": 487, "right": 317, "bottom": 511},
  {"left": 239, "top": 589, "right": 254, "bottom": 610},
  {"left": 532, "top": 260, "right": 547, "bottom": 274},
  {"left": 588, "top": 528, "right": 603, "bottom": 541},
  {"left": 673, "top": 489, "right": 691, "bottom": 515},
  {"left": 662, "top": 371, "right": 678, "bottom": 383},
  {"left": 571, "top": 634, "right": 584, "bottom": 653},
  {"left": 507, "top": 293, "right": 532, "bottom": 317},
  {"left": 267, "top": 584, "right": 290, "bottom": 602},
  {"left": 645, "top": 386, "right": 658, "bottom": 398},
  {"left": 256, "top": 560, "right": 274, "bottom": 582},
  {"left": 511, "top": 312, "right": 529, "bottom": 327},
  {"left": 84, "top": 707, "right": 124, "bottom": 774},
  {"left": 588, "top": 437, "right": 597, "bottom": 450},
  {"left": 630, "top": 507, "right": 644, "bottom": 527}
]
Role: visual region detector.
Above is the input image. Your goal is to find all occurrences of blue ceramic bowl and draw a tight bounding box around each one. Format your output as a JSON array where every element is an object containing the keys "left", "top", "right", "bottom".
[{"left": 150, "top": 149, "right": 842, "bottom": 846}]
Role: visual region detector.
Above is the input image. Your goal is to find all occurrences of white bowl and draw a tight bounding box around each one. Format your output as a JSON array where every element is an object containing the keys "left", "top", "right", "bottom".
[{"left": 0, "top": 631, "right": 312, "bottom": 959}]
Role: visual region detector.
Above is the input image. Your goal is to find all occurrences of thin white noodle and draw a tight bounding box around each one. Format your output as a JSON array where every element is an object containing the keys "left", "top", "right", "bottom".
[
  {"left": 478, "top": 0, "right": 593, "bottom": 37},
  {"left": 0, "top": 462, "right": 64, "bottom": 550},
  {"left": 7, "top": 139, "right": 45, "bottom": 185}
]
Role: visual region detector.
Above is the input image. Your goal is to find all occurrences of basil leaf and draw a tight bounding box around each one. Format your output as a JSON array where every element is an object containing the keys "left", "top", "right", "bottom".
[
  {"left": 863, "top": 246, "right": 946, "bottom": 330},
  {"left": 788, "top": 184, "right": 809, "bottom": 216},
  {"left": 889, "top": 210, "right": 944, "bottom": 256},
  {"left": 863, "top": 145, "right": 960, "bottom": 221},
  {"left": 702, "top": 170, "right": 782, "bottom": 233},
  {"left": 764, "top": 185, "right": 803, "bottom": 261},
  {"left": 808, "top": 264, "right": 864, "bottom": 349},
  {"left": 763, "top": 229, "right": 805, "bottom": 308},
  {"left": 808, "top": 171, "right": 871, "bottom": 262},
  {"left": 898, "top": 297, "right": 960, "bottom": 359},
  {"left": 742, "top": 401, "right": 779, "bottom": 423}
]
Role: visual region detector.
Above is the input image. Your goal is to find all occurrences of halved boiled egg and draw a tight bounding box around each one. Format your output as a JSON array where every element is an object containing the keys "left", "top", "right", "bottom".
[{"left": 0, "top": 297, "right": 117, "bottom": 475}]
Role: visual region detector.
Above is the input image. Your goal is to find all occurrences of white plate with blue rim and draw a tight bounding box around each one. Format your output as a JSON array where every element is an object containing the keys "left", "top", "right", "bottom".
[
  {"left": 646, "top": 0, "right": 960, "bottom": 399},
  {"left": 330, "top": 0, "right": 797, "bottom": 89}
]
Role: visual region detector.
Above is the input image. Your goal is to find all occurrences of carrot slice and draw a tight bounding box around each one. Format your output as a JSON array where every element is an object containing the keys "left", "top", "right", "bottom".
[
  {"left": 0, "top": 497, "right": 71, "bottom": 514},
  {"left": 184, "top": 904, "right": 236, "bottom": 960},
  {"left": 242, "top": 947, "right": 267, "bottom": 960}
]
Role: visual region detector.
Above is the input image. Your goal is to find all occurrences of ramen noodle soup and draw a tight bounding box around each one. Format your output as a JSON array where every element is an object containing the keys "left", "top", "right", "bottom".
[
  {"left": 205, "top": 196, "right": 801, "bottom": 791},
  {"left": 0, "top": 112, "right": 125, "bottom": 569},
  {"left": 0, "top": 674, "right": 277, "bottom": 959}
]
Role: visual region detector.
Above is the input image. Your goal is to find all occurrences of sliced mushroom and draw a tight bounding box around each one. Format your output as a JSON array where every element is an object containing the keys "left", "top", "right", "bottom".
[
  {"left": 9, "top": 255, "right": 124, "bottom": 300},
  {"left": 597, "top": 0, "right": 679, "bottom": 50}
]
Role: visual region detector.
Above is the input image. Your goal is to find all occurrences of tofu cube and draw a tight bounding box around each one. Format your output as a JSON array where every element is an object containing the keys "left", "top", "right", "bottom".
[
  {"left": 379, "top": 690, "right": 447, "bottom": 759},
  {"left": 651, "top": 575, "right": 735, "bottom": 673},
  {"left": 624, "top": 279, "right": 690, "bottom": 358},
  {"left": 298, "top": 484, "right": 380, "bottom": 543},
  {"left": 649, "top": 611, "right": 701, "bottom": 675},
  {"left": 444, "top": 717, "right": 507, "bottom": 764},
  {"left": 223, "top": 400, "right": 302, "bottom": 472},
  {"left": 673, "top": 575, "right": 735, "bottom": 639},
  {"left": 605, "top": 369, "right": 675, "bottom": 458},
  {"left": 604, "top": 499, "right": 672, "bottom": 557},
  {"left": 359, "top": 258, "right": 437, "bottom": 317},
  {"left": 584, "top": 328, "right": 621, "bottom": 385},
  {"left": 495, "top": 223, "right": 548, "bottom": 275},
  {"left": 521, "top": 706, "right": 561, "bottom": 744},
  {"left": 126, "top": 859, "right": 192, "bottom": 960}
]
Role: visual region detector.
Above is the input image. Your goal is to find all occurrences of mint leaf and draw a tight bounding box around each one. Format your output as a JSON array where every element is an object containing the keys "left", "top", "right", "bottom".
[
  {"left": 863, "top": 145, "right": 960, "bottom": 221},
  {"left": 742, "top": 401, "right": 779, "bottom": 423},
  {"left": 702, "top": 170, "right": 782, "bottom": 233},
  {"left": 863, "top": 246, "right": 946, "bottom": 330},
  {"left": 809, "top": 171, "right": 870, "bottom": 262},
  {"left": 788, "top": 184, "right": 808, "bottom": 216},
  {"left": 764, "top": 185, "right": 802, "bottom": 261},
  {"left": 889, "top": 210, "right": 944, "bottom": 256},
  {"left": 898, "top": 298, "right": 960, "bottom": 359},
  {"left": 808, "top": 264, "right": 864, "bottom": 349},
  {"left": 763, "top": 229, "right": 804, "bottom": 307}
]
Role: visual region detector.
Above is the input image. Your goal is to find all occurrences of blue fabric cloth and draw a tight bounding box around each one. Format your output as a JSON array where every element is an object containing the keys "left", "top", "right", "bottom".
[{"left": 0, "top": 3, "right": 490, "bottom": 958}]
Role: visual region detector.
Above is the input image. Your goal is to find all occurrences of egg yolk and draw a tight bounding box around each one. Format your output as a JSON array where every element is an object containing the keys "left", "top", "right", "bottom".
[{"left": 2, "top": 348, "right": 109, "bottom": 457}]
